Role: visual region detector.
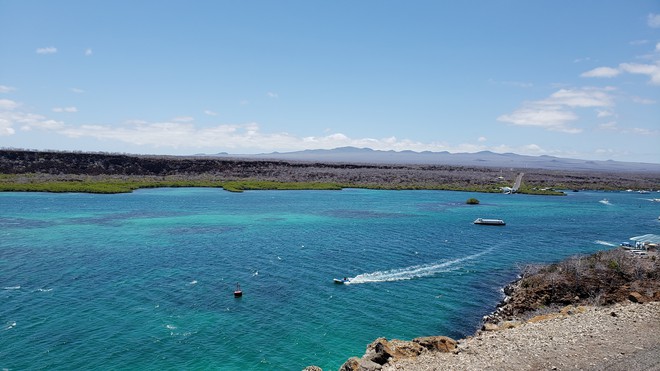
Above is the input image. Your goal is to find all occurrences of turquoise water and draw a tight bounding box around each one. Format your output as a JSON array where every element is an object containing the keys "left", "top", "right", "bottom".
[{"left": 1, "top": 188, "right": 659, "bottom": 370}]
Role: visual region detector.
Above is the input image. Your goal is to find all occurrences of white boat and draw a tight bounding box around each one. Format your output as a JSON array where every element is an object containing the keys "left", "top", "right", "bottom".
[
  {"left": 599, "top": 199, "right": 611, "bottom": 205},
  {"left": 334, "top": 277, "right": 350, "bottom": 284},
  {"left": 473, "top": 218, "right": 506, "bottom": 226}
]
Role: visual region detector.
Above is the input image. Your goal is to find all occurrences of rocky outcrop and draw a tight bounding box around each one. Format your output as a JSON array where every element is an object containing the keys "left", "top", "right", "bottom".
[
  {"left": 628, "top": 291, "right": 649, "bottom": 303},
  {"left": 484, "top": 248, "right": 659, "bottom": 327},
  {"left": 335, "top": 336, "right": 457, "bottom": 371},
  {"left": 412, "top": 336, "right": 457, "bottom": 353}
]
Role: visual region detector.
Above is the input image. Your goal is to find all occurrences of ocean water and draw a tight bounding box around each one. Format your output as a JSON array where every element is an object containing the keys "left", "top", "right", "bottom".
[{"left": 1, "top": 188, "right": 658, "bottom": 370}]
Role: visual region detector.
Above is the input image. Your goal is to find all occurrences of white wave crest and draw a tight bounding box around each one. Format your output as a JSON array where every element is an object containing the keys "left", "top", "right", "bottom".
[
  {"left": 3, "top": 286, "right": 20, "bottom": 290},
  {"left": 347, "top": 249, "right": 491, "bottom": 284},
  {"left": 594, "top": 240, "right": 616, "bottom": 247}
]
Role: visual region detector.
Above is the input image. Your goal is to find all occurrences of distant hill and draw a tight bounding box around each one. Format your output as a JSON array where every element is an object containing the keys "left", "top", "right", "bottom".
[{"left": 211, "top": 147, "right": 660, "bottom": 173}]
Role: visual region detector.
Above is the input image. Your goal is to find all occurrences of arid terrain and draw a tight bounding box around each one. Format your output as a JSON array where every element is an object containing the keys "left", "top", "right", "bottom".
[{"left": 2, "top": 149, "right": 659, "bottom": 193}]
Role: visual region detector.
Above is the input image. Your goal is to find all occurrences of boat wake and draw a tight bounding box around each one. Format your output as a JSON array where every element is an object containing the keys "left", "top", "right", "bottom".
[
  {"left": 594, "top": 240, "right": 616, "bottom": 247},
  {"left": 347, "top": 249, "right": 492, "bottom": 284}
]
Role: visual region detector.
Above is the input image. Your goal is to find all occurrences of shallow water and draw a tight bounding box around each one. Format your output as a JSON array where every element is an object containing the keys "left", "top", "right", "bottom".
[{"left": 1, "top": 188, "right": 658, "bottom": 370}]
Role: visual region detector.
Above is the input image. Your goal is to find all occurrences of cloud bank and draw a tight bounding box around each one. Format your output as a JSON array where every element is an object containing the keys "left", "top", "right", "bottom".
[
  {"left": 497, "top": 87, "right": 614, "bottom": 134},
  {"left": 0, "top": 99, "right": 563, "bottom": 157}
]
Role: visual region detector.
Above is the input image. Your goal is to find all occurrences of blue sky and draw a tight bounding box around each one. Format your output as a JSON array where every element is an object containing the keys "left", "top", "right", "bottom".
[{"left": 1, "top": 1, "right": 659, "bottom": 163}]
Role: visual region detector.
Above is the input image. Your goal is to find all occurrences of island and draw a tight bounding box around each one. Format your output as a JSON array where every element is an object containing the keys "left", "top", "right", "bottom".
[{"left": 2, "top": 149, "right": 659, "bottom": 195}]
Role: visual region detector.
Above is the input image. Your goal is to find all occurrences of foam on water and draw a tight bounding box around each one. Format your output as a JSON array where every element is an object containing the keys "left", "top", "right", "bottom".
[
  {"left": 594, "top": 240, "right": 616, "bottom": 247},
  {"left": 348, "top": 248, "right": 492, "bottom": 284}
]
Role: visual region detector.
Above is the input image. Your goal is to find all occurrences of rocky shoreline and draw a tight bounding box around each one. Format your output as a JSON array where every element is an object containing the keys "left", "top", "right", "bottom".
[{"left": 304, "top": 247, "right": 659, "bottom": 371}]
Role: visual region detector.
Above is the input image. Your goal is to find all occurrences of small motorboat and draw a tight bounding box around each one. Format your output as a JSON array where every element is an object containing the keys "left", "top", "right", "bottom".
[
  {"left": 334, "top": 277, "right": 350, "bottom": 284},
  {"left": 234, "top": 283, "right": 243, "bottom": 297},
  {"left": 473, "top": 218, "right": 506, "bottom": 226}
]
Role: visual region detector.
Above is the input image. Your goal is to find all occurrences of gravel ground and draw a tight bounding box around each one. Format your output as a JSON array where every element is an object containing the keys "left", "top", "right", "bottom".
[{"left": 382, "top": 302, "right": 660, "bottom": 371}]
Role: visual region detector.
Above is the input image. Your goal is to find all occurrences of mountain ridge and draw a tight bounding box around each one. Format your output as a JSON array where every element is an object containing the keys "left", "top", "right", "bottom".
[{"left": 210, "top": 147, "right": 660, "bottom": 173}]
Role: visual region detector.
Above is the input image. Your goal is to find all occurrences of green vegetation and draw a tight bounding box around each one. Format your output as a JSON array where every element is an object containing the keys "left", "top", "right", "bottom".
[
  {"left": 0, "top": 175, "right": 344, "bottom": 194},
  {"left": 466, "top": 198, "right": 480, "bottom": 204},
  {"left": 0, "top": 173, "right": 571, "bottom": 195}
]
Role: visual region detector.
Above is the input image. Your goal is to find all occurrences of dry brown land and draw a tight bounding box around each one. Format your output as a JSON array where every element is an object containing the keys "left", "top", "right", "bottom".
[{"left": 384, "top": 301, "right": 660, "bottom": 371}]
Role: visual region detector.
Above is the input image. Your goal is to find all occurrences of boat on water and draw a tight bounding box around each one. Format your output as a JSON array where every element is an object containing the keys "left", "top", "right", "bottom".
[
  {"left": 473, "top": 218, "right": 505, "bottom": 226},
  {"left": 620, "top": 242, "right": 633, "bottom": 249},
  {"left": 334, "top": 277, "right": 350, "bottom": 284},
  {"left": 234, "top": 283, "right": 243, "bottom": 297},
  {"left": 599, "top": 199, "right": 611, "bottom": 205}
]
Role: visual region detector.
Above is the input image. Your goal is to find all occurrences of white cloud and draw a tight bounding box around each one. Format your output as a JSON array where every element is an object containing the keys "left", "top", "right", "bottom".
[
  {"left": 619, "top": 62, "right": 660, "bottom": 85},
  {"left": 631, "top": 127, "right": 659, "bottom": 136},
  {"left": 43, "top": 118, "right": 486, "bottom": 154},
  {"left": 477, "top": 136, "right": 487, "bottom": 142},
  {"left": 598, "top": 121, "right": 618, "bottom": 131},
  {"left": 596, "top": 109, "right": 614, "bottom": 118},
  {"left": 85, "top": 48, "right": 93, "bottom": 56},
  {"left": 543, "top": 88, "right": 614, "bottom": 107},
  {"left": 581, "top": 67, "right": 621, "bottom": 78},
  {"left": 204, "top": 110, "right": 218, "bottom": 116},
  {"left": 0, "top": 99, "right": 19, "bottom": 110},
  {"left": 648, "top": 13, "right": 660, "bottom": 28},
  {"left": 573, "top": 57, "right": 592, "bottom": 63},
  {"left": 498, "top": 106, "right": 581, "bottom": 133},
  {"left": 267, "top": 92, "right": 279, "bottom": 98},
  {"left": 1, "top": 102, "right": 650, "bottom": 161},
  {"left": 521, "top": 144, "right": 544, "bottom": 154},
  {"left": 52, "top": 106, "right": 78, "bottom": 113},
  {"left": 70, "top": 88, "right": 85, "bottom": 94},
  {"left": 629, "top": 40, "right": 648, "bottom": 46},
  {"left": 0, "top": 125, "right": 15, "bottom": 135},
  {"left": 172, "top": 116, "right": 194, "bottom": 122},
  {"left": 36, "top": 47, "right": 57, "bottom": 55},
  {"left": 498, "top": 87, "right": 615, "bottom": 134},
  {"left": 656, "top": 42, "right": 660, "bottom": 52},
  {"left": 631, "top": 96, "right": 655, "bottom": 104},
  {"left": 0, "top": 100, "right": 65, "bottom": 135},
  {"left": 0, "top": 85, "right": 16, "bottom": 93},
  {"left": 596, "top": 121, "right": 658, "bottom": 136}
]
